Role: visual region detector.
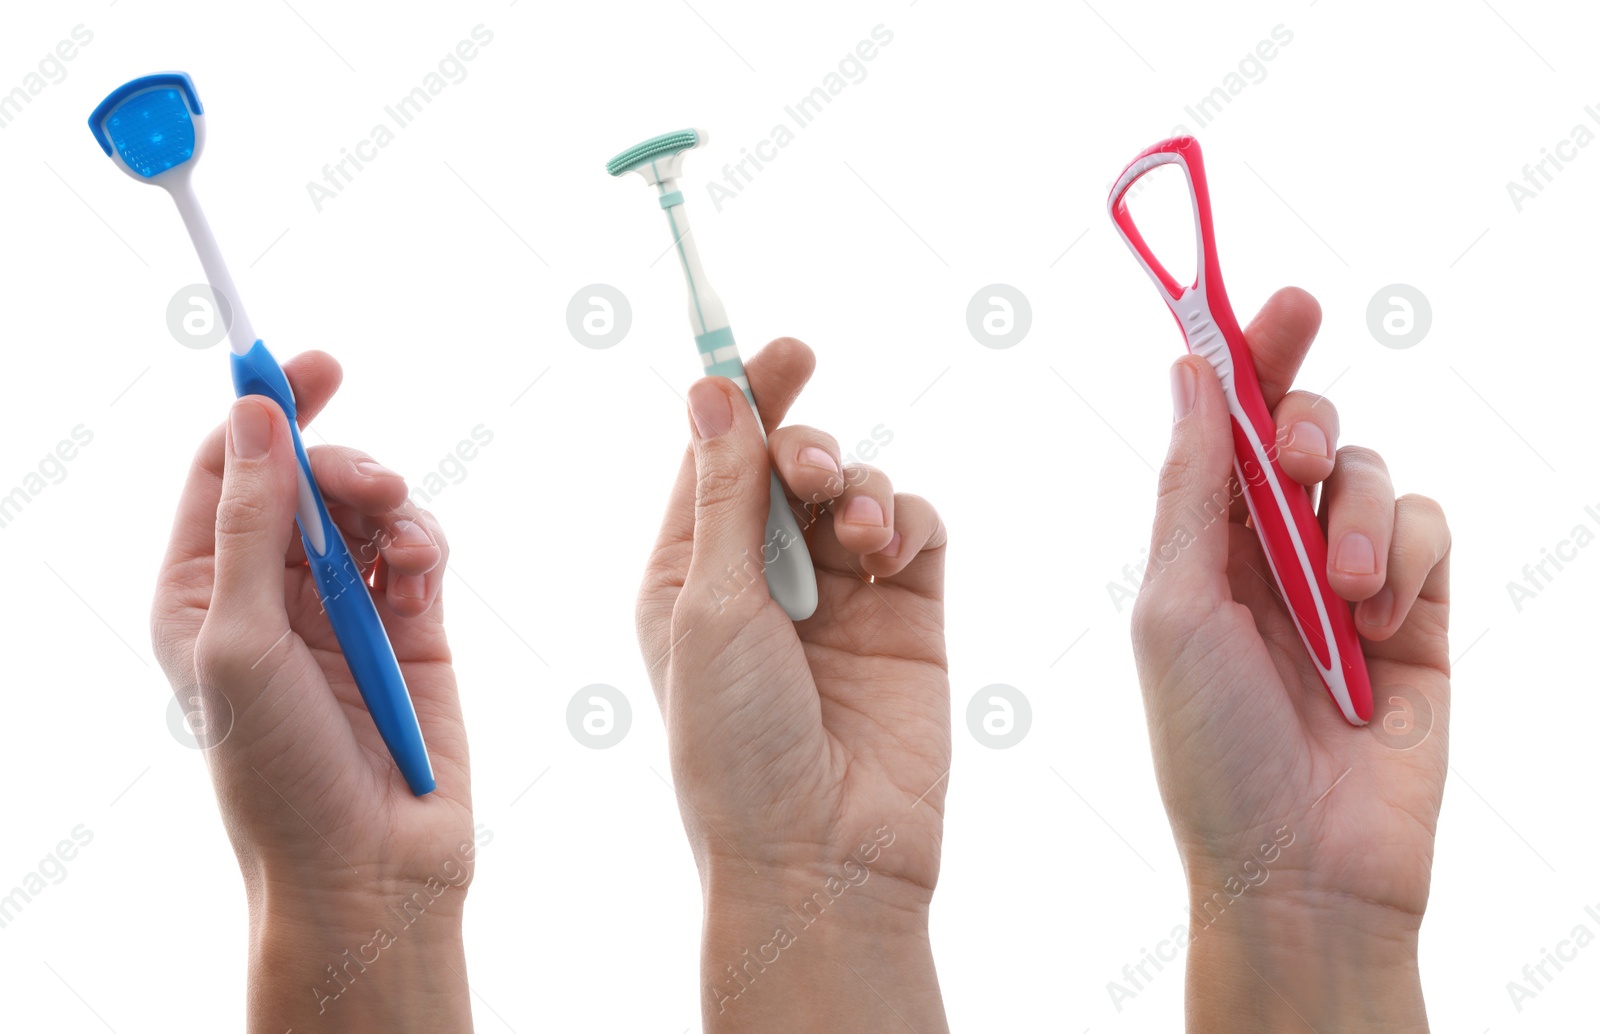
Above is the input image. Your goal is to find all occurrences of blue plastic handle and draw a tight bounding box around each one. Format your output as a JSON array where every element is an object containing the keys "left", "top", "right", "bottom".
[{"left": 230, "top": 341, "right": 436, "bottom": 796}]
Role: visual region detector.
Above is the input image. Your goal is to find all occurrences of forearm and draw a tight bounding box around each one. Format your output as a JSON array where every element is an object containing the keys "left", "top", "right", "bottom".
[
  {"left": 246, "top": 883, "right": 474, "bottom": 1033},
  {"left": 1185, "top": 883, "right": 1428, "bottom": 1033},
  {"left": 701, "top": 864, "right": 947, "bottom": 1032}
]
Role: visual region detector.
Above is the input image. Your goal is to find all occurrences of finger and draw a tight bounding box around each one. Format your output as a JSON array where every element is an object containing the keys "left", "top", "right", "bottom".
[
  {"left": 1356, "top": 494, "right": 1450, "bottom": 640},
  {"left": 650, "top": 339, "right": 817, "bottom": 556},
  {"left": 642, "top": 338, "right": 819, "bottom": 658},
  {"left": 324, "top": 496, "right": 442, "bottom": 571},
  {"left": 824, "top": 464, "right": 895, "bottom": 559},
  {"left": 769, "top": 425, "right": 846, "bottom": 509},
  {"left": 305, "top": 445, "right": 409, "bottom": 516},
  {"left": 677, "top": 377, "right": 778, "bottom": 625},
  {"left": 1270, "top": 390, "right": 1339, "bottom": 487},
  {"left": 281, "top": 351, "right": 344, "bottom": 427},
  {"left": 1319, "top": 446, "right": 1396, "bottom": 602},
  {"left": 1136, "top": 356, "right": 1237, "bottom": 632},
  {"left": 332, "top": 503, "right": 451, "bottom": 640},
  {"left": 311, "top": 463, "right": 446, "bottom": 618},
  {"left": 1244, "top": 287, "right": 1322, "bottom": 411},
  {"left": 859, "top": 493, "right": 946, "bottom": 591},
  {"left": 193, "top": 398, "right": 302, "bottom": 684},
  {"left": 160, "top": 352, "right": 344, "bottom": 571},
  {"left": 745, "top": 338, "right": 817, "bottom": 433},
  {"left": 382, "top": 509, "right": 449, "bottom": 618}
]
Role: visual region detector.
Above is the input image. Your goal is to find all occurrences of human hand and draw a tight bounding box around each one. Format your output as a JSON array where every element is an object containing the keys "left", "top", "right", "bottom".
[
  {"left": 1132, "top": 288, "right": 1450, "bottom": 1032},
  {"left": 151, "top": 351, "right": 475, "bottom": 1033},
  {"left": 636, "top": 338, "right": 950, "bottom": 1031}
]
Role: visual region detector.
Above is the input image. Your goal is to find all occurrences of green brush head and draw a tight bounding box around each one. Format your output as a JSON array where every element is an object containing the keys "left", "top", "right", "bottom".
[{"left": 606, "top": 129, "right": 702, "bottom": 177}]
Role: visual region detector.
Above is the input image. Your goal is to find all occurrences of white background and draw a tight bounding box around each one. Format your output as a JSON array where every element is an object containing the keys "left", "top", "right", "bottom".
[{"left": 1, "top": 0, "right": 1595, "bottom": 1030}]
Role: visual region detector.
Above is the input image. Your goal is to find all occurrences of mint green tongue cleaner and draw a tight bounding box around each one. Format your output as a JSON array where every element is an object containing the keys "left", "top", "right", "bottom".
[{"left": 608, "top": 130, "right": 817, "bottom": 621}]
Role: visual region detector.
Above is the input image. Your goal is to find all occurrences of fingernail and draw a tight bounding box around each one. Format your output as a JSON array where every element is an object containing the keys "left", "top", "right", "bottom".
[
  {"left": 879, "top": 530, "right": 903, "bottom": 558},
  {"left": 798, "top": 446, "right": 840, "bottom": 477},
  {"left": 842, "top": 495, "right": 886, "bottom": 527},
  {"left": 230, "top": 400, "right": 272, "bottom": 459},
  {"left": 1362, "top": 586, "right": 1395, "bottom": 627},
  {"left": 688, "top": 380, "right": 733, "bottom": 439},
  {"left": 393, "top": 574, "right": 426, "bottom": 601},
  {"left": 1333, "top": 532, "right": 1378, "bottom": 575},
  {"left": 358, "top": 459, "right": 402, "bottom": 480},
  {"left": 1288, "top": 421, "right": 1329, "bottom": 460},
  {"left": 390, "top": 519, "right": 432, "bottom": 549},
  {"left": 1171, "top": 361, "right": 1196, "bottom": 422}
]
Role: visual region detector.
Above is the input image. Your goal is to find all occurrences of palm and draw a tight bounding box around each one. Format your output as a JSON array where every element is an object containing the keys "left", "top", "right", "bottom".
[
  {"left": 156, "top": 525, "right": 469, "bottom": 887},
  {"left": 277, "top": 567, "right": 469, "bottom": 867},
  {"left": 1146, "top": 519, "right": 1448, "bottom": 915},
  {"left": 643, "top": 521, "right": 948, "bottom": 888}
]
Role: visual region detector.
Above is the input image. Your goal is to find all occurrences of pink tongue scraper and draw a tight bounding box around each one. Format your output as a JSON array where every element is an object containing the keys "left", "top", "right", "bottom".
[{"left": 1108, "top": 135, "right": 1374, "bottom": 726}]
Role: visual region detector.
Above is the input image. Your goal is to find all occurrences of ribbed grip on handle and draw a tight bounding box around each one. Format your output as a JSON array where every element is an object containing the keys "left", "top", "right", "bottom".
[{"left": 1109, "top": 136, "right": 1373, "bottom": 725}]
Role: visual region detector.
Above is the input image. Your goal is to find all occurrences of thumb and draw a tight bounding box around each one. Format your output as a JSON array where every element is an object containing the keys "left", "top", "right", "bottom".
[
  {"left": 680, "top": 377, "right": 778, "bottom": 622},
  {"left": 207, "top": 397, "right": 300, "bottom": 646},
  {"left": 1141, "top": 356, "right": 1237, "bottom": 609}
]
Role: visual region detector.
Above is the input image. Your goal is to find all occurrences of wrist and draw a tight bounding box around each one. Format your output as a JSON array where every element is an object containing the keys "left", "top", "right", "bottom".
[
  {"left": 700, "top": 850, "right": 945, "bottom": 1032},
  {"left": 247, "top": 878, "right": 472, "bottom": 1033},
  {"left": 1183, "top": 878, "right": 1426, "bottom": 1033}
]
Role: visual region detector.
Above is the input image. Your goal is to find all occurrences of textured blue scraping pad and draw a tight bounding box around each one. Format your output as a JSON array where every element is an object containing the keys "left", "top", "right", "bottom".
[{"left": 107, "top": 88, "right": 195, "bottom": 177}]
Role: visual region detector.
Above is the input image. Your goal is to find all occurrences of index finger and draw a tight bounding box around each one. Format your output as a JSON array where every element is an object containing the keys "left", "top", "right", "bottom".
[{"left": 1243, "top": 286, "right": 1322, "bottom": 411}]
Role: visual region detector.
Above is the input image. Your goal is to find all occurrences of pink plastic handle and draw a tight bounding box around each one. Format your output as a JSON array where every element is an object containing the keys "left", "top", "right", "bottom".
[{"left": 1108, "top": 136, "right": 1373, "bottom": 726}]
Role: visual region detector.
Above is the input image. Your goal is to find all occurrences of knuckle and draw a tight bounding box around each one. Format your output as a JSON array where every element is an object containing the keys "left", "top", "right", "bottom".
[
  {"left": 1400, "top": 492, "right": 1446, "bottom": 525},
  {"left": 694, "top": 463, "right": 748, "bottom": 512},
  {"left": 668, "top": 593, "right": 722, "bottom": 646},
  {"left": 418, "top": 510, "right": 449, "bottom": 558},
  {"left": 213, "top": 490, "right": 274, "bottom": 541},
  {"left": 803, "top": 429, "right": 841, "bottom": 456},
  {"left": 192, "top": 619, "right": 248, "bottom": 683},
  {"left": 150, "top": 616, "right": 190, "bottom": 677},
  {"left": 1154, "top": 449, "right": 1204, "bottom": 510},
  {"left": 1130, "top": 590, "right": 1183, "bottom": 648},
  {"left": 1295, "top": 395, "right": 1339, "bottom": 438},
  {"left": 1398, "top": 493, "right": 1451, "bottom": 556},
  {"left": 843, "top": 462, "right": 887, "bottom": 493},
  {"left": 894, "top": 492, "right": 933, "bottom": 522},
  {"left": 1334, "top": 444, "right": 1388, "bottom": 475}
]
